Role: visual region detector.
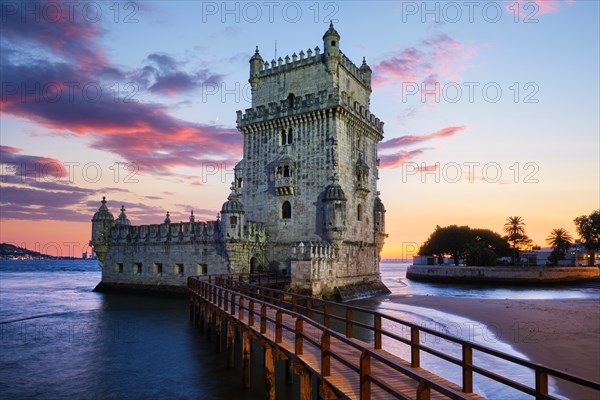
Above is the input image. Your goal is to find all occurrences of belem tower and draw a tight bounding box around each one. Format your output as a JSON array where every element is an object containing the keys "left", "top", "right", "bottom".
[{"left": 91, "top": 24, "right": 389, "bottom": 300}]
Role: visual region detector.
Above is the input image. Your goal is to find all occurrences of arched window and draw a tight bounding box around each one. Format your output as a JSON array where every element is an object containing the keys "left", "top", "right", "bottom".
[
  {"left": 283, "top": 166, "right": 291, "bottom": 178},
  {"left": 282, "top": 201, "right": 292, "bottom": 219},
  {"left": 230, "top": 216, "right": 238, "bottom": 225},
  {"left": 287, "top": 93, "right": 295, "bottom": 109},
  {"left": 357, "top": 204, "right": 363, "bottom": 221},
  {"left": 280, "top": 130, "right": 287, "bottom": 145},
  {"left": 331, "top": 40, "right": 336, "bottom": 47},
  {"left": 236, "top": 178, "right": 243, "bottom": 188},
  {"left": 287, "top": 128, "right": 293, "bottom": 144}
]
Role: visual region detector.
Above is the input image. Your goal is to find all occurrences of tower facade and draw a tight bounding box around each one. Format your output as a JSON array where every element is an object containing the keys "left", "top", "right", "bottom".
[
  {"left": 236, "top": 23, "right": 388, "bottom": 298},
  {"left": 90, "top": 25, "right": 388, "bottom": 300}
]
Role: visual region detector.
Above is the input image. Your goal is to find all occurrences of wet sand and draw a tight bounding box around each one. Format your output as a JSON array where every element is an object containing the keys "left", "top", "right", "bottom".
[{"left": 392, "top": 296, "right": 600, "bottom": 399}]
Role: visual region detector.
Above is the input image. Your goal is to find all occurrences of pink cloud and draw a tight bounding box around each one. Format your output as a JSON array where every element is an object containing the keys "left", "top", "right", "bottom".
[
  {"left": 379, "top": 126, "right": 467, "bottom": 151},
  {"left": 373, "top": 33, "right": 477, "bottom": 89},
  {"left": 1, "top": 1, "right": 242, "bottom": 175},
  {"left": 508, "top": 0, "right": 574, "bottom": 15},
  {"left": 379, "top": 149, "right": 427, "bottom": 169}
]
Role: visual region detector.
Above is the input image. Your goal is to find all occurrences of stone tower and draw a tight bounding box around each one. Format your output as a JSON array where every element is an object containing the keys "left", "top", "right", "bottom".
[
  {"left": 235, "top": 23, "right": 388, "bottom": 299},
  {"left": 90, "top": 196, "right": 115, "bottom": 264}
]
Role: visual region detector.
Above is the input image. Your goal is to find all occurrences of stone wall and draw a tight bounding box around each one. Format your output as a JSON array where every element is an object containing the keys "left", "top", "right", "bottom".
[{"left": 406, "top": 265, "right": 600, "bottom": 283}]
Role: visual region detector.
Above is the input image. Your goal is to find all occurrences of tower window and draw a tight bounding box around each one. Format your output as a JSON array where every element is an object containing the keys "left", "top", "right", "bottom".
[
  {"left": 154, "top": 263, "right": 163, "bottom": 274},
  {"left": 174, "top": 263, "right": 184, "bottom": 275},
  {"left": 236, "top": 178, "right": 243, "bottom": 188},
  {"left": 230, "top": 215, "right": 238, "bottom": 225},
  {"left": 357, "top": 204, "right": 363, "bottom": 221},
  {"left": 280, "top": 130, "right": 287, "bottom": 145},
  {"left": 287, "top": 128, "right": 293, "bottom": 144},
  {"left": 282, "top": 201, "right": 292, "bottom": 219},
  {"left": 283, "top": 166, "right": 291, "bottom": 178},
  {"left": 331, "top": 40, "right": 336, "bottom": 47},
  {"left": 197, "top": 263, "right": 208, "bottom": 275},
  {"left": 287, "top": 93, "right": 295, "bottom": 109},
  {"left": 133, "top": 263, "right": 142, "bottom": 274}
]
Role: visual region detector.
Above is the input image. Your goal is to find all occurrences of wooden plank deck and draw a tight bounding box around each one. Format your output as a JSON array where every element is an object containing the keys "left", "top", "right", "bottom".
[
  {"left": 189, "top": 276, "right": 600, "bottom": 400},
  {"left": 215, "top": 295, "right": 485, "bottom": 400}
]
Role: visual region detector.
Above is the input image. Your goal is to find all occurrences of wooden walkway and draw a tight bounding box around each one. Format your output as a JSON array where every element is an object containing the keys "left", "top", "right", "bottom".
[{"left": 188, "top": 274, "right": 600, "bottom": 400}]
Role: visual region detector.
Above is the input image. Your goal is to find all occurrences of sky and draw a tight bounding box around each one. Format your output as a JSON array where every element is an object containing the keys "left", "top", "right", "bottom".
[{"left": 1, "top": 0, "right": 598, "bottom": 259}]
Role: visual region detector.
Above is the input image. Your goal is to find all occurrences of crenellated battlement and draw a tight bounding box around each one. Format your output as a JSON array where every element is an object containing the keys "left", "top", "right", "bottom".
[
  {"left": 339, "top": 53, "right": 369, "bottom": 87},
  {"left": 107, "top": 220, "right": 267, "bottom": 244},
  {"left": 291, "top": 241, "right": 336, "bottom": 260},
  {"left": 254, "top": 48, "right": 369, "bottom": 89},
  {"left": 237, "top": 89, "right": 383, "bottom": 134},
  {"left": 257, "top": 46, "right": 322, "bottom": 77}
]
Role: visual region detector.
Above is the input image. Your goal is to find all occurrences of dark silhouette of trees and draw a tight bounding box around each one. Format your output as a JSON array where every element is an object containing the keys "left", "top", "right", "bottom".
[
  {"left": 419, "top": 225, "right": 510, "bottom": 266},
  {"left": 546, "top": 228, "right": 573, "bottom": 266},
  {"left": 574, "top": 210, "right": 600, "bottom": 266},
  {"left": 503, "top": 216, "right": 532, "bottom": 265}
]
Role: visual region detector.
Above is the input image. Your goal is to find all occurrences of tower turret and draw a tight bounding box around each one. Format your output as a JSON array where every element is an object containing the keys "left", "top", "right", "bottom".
[
  {"left": 115, "top": 205, "right": 131, "bottom": 226},
  {"left": 249, "top": 46, "right": 263, "bottom": 96},
  {"left": 322, "top": 180, "right": 347, "bottom": 241},
  {"left": 323, "top": 21, "right": 340, "bottom": 71},
  {"left": 374, "top": 196, "right": 387, "bottom": 254},
  {"left": 360, "top": 57, "right": 372, "bottom": 89},
  {"left": 220, "top": 184, "right": 245, "bottom": 240},
  {"left": 90, "top": 196, "right": 114, "bottom": 264}
]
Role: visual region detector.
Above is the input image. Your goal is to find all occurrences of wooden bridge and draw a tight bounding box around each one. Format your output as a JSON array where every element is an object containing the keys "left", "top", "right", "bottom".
[{"left": 188, "top": 273, "right": 600, "bottom": 400}]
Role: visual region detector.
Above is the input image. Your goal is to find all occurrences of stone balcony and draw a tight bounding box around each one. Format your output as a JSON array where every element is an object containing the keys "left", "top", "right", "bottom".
[{"left": 275, "top": 176, "right": 295, "bottom": 196}]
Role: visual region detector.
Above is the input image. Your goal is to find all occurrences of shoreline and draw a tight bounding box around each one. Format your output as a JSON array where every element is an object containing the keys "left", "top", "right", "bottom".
[{"left": 390, "top": 295, "right": 600, "bottom": 399}]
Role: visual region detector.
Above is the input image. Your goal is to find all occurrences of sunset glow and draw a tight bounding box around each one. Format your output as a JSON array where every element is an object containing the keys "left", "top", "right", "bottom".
[{"left": 1, "top": 0, "right": 598, "bottom": 258}]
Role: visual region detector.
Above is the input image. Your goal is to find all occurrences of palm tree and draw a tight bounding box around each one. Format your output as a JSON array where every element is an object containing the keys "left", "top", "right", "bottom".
[
  {"left": 546, "top": 228, "right": 573, "bottom": 252},
  {"left": 503, "top": 216, "right": 529, "bottom": 265},
  {"left": 546, "top": 228, "right": 573, "bottom": 266}
]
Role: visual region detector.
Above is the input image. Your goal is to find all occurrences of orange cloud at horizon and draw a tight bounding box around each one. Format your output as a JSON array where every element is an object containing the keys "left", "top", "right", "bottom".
[{"left": 1, "top": 220, "right": 91, "bottom": 258}]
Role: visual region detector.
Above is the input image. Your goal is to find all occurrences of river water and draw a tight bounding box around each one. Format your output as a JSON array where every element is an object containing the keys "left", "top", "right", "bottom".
[{"left": 1, "top": 260, "right": 597, "bottom": 399}]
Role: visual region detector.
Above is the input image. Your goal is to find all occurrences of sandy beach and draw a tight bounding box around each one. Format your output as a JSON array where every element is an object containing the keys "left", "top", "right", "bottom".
[{"left": 392, "top": 295, "right": 600, "bottom": 399}]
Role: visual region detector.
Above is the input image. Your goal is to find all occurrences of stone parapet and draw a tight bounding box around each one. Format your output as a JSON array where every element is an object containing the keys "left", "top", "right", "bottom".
[{"left": 237, "top": 90, "right": 383, "bottom": 135}]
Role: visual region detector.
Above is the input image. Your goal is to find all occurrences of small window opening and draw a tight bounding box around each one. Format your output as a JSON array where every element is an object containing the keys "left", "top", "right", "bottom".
[
  {"left": 198, "top": 263, "right": 208, "bottom": 275},
  {"left": 357, "top": 204, "right": 363, "bottom": 221},
  {"left": 287, "top": 93, "right": 295, "bottom": 109},
  {"left": 282, "top": 201, "right": 292, "bottom": 219},
  {"left": 287, "top": 128, "right": 293, "bottom": 144},
  {"left": 154, "top": 263, "right": 163, "bottom": 274},
  {"left": 230, "top": 215, "right": 238, "bottom": 225},
  {"left": 174, "top": 263, "right": 184, "bottom": 275},
  {"left": 281, "top": 130, "right": 287, "bottom": 145},
  {"left": 283, "top": 166, "right": 291, "bottom": 178},
  {"left": 116, "top": 263, "right": 123, "bottom": 274},
  {"left": 133, "top": 263, "right": 142, "bottom": 274},
  {"left": 331, "top": 40, "right": 336, "bottom": 47}
]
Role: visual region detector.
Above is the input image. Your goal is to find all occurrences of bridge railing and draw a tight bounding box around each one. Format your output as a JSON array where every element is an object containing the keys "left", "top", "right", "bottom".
[
  {"left": 188, "top": 272, "right": 286, "bottom": 286},
  {"left": 189, "top": 277, "right": 475, "bottom": 400},
  {"left": 197, "top": 277, "right": 600, "bottom": 400}
]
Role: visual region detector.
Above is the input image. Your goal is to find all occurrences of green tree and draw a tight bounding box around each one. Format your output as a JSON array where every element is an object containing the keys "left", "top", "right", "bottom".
[
  {"left": 466, "top": 243, "right": 498, "bottom": 266},
  {"left": 471, "top": 228, "right": 511, "bottom": 258},
  {"left": 574, "top": 210, "right": 600, "bottom": 266},
  {"left": 419, "top": 225, "right": 510, "bottom": 266},
  {"left": 420, "top": 225, "right": 471, "bottom": 265},
  {"left": 546, "top": 228, "right": 573, "bottom": 266},
  {"left": 503, "top": 216, "right": 531, "bottom": 265}
]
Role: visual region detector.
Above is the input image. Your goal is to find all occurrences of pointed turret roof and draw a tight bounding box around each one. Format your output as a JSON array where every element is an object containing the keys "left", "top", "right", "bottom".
[
  {"left": 92, "top": 196, "right": 114, "bottom": 221},
  {"left": 323, "top": 21, "right": 340, "bottom": 39},
  {"left": 115, "top": 205, "right": 131, "bottom": 226}
]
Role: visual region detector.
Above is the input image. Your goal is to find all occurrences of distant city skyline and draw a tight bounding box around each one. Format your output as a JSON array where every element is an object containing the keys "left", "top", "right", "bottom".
[{"left": 1, "top": 0, "right": 598, "bottom": 258}]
